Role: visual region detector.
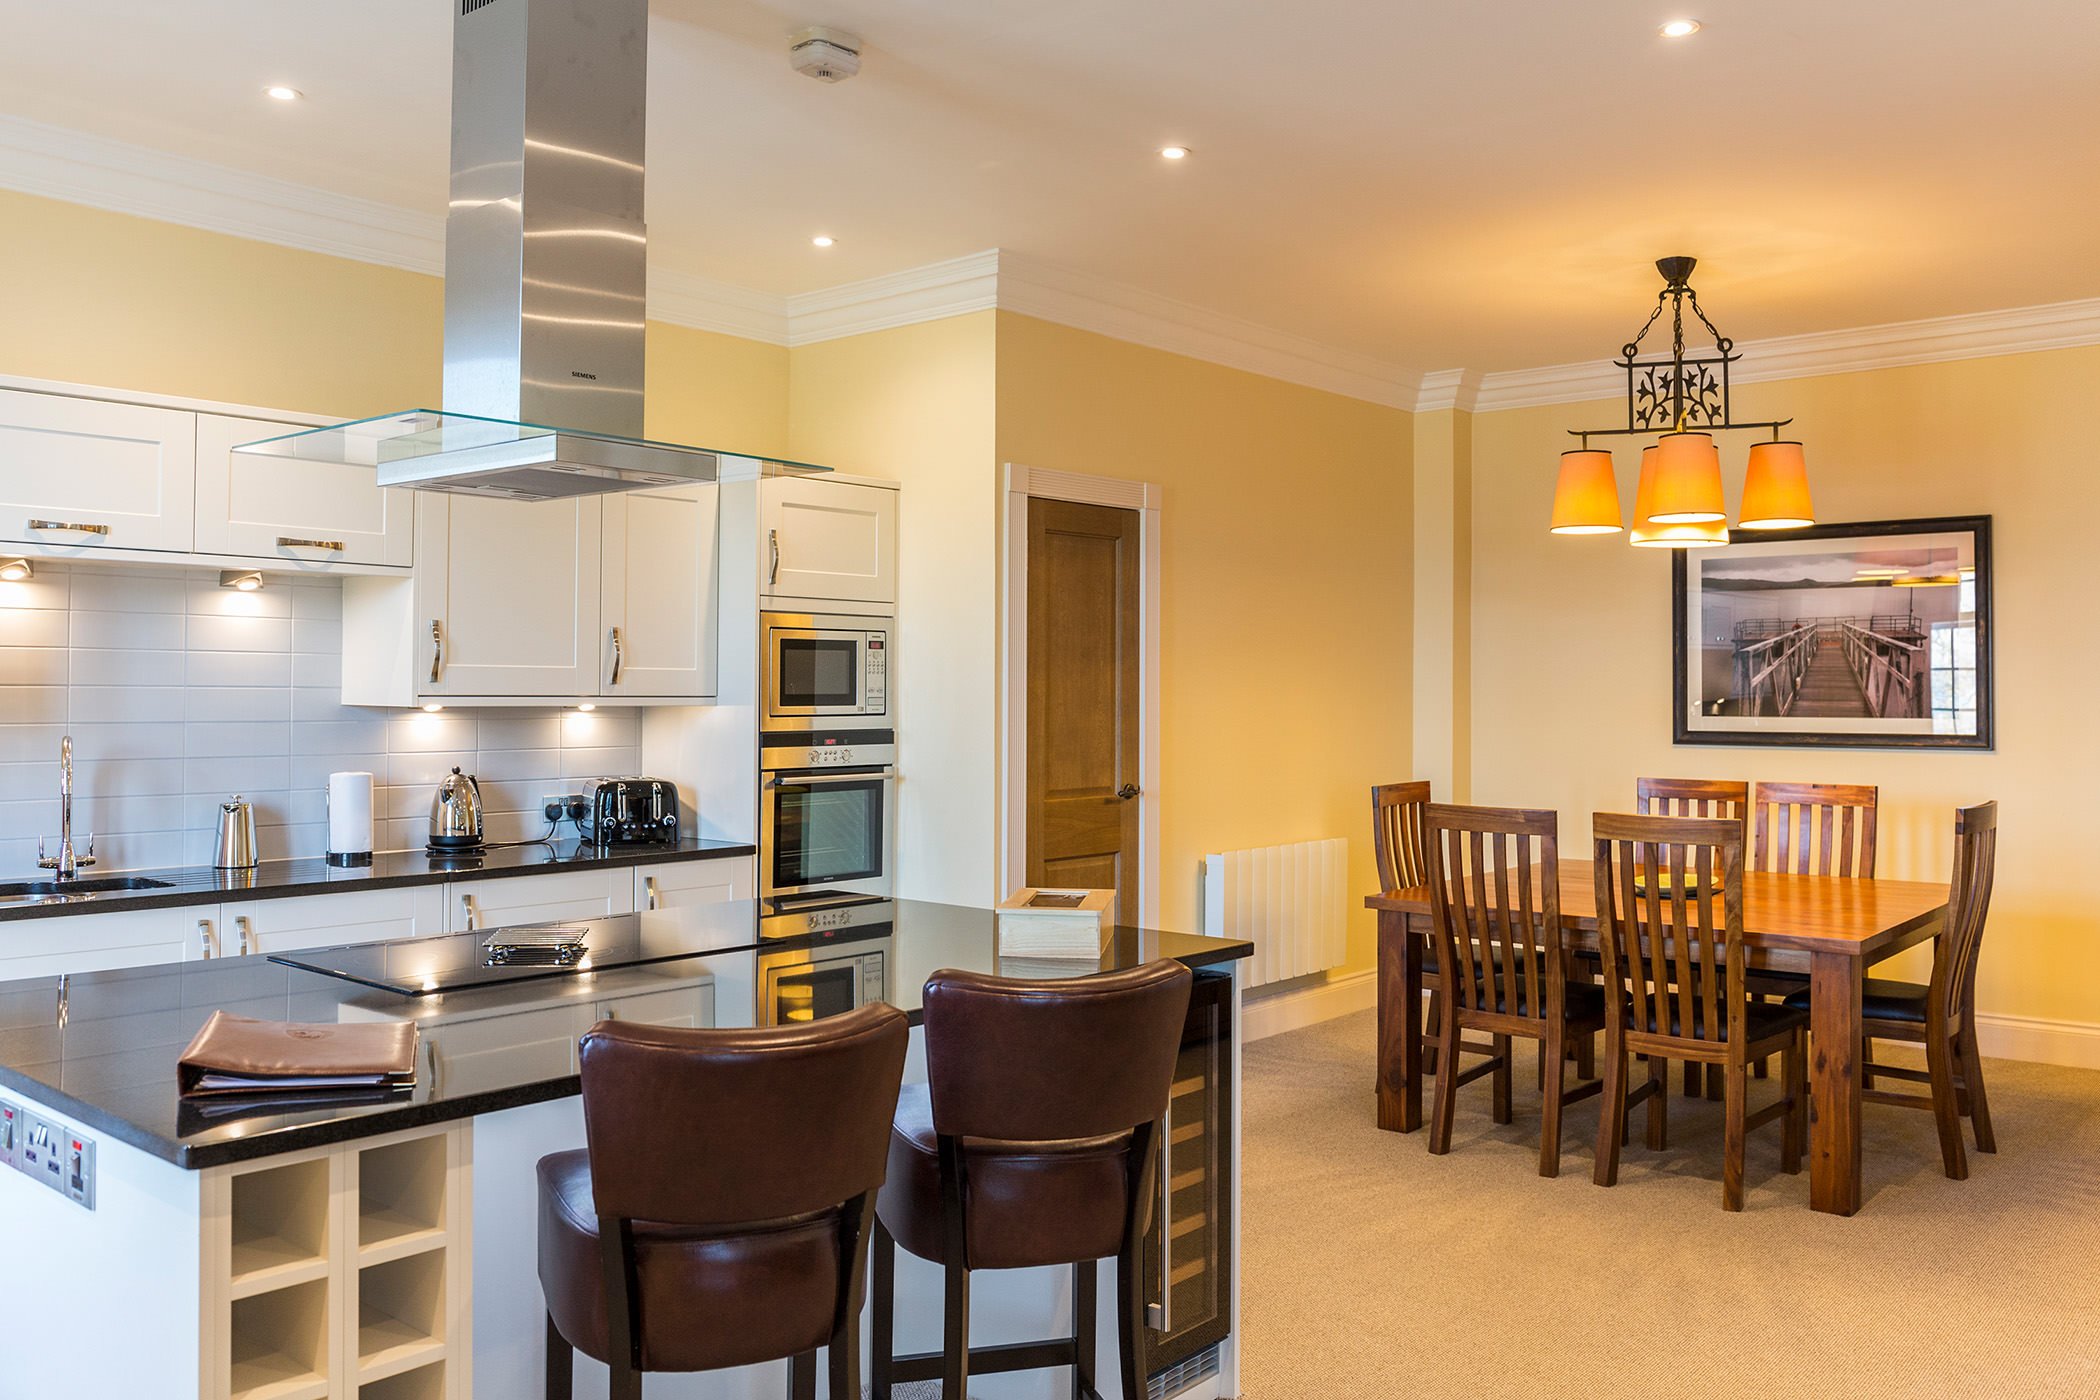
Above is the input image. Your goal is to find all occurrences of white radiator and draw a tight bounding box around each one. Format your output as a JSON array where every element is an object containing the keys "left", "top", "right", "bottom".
[{"left": 1200, "top": 837, "right": 1348, "bottom": 988}]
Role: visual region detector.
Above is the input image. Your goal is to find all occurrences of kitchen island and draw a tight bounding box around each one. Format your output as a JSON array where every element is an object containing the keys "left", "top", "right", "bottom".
[{"left": 0, "top": 899, "right": 1250, "bottom": 1400}]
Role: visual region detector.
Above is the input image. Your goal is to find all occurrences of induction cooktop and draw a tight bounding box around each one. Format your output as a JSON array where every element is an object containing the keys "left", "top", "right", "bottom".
[{"left": 271, "top": 916, "right": 728, "bottom": 997}]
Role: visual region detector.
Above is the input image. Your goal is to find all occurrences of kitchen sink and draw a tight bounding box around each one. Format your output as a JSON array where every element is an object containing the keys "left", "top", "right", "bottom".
[{"left": 0, "top": 876, "right": 176, "bottom": 899}]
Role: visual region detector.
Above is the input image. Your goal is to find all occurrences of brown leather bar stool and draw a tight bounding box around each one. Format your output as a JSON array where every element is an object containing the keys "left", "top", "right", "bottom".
[
  {"left": 870, "top": 961, "right": 1194, "bottom": 1400},
  {"left": 539, "top": 1004, "right": 909, "bottom": 1400}
]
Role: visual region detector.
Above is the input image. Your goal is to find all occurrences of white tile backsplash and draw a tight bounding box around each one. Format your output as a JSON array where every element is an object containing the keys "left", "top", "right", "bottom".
[{"left": 0, "top": 563, "right": 632, "bottom": 868}]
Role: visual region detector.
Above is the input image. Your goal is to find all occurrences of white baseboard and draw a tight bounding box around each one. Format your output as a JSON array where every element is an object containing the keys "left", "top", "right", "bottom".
[
  {"left": 1974, "top": 1012, "right": 2100, "bottom": 1070},
  {"left": 1242, "top": 968, "right": 1376, "bottom": 1043}
]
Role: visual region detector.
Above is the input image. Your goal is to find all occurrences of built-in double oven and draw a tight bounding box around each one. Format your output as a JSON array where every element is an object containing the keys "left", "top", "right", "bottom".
[{"left": 755, "top": 896, "right": 893, "bottom": 1027}]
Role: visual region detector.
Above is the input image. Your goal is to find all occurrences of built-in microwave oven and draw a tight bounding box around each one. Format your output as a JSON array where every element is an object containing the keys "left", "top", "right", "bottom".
[
  {"left": 759, "top": 733, "right": 896, "bottom": 900},
  {"left": 760, "top": 611, "right": 890, "bottom": 732}
]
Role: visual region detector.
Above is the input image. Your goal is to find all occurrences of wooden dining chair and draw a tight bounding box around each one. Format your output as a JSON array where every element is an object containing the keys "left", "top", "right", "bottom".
[
  {"left": 1591, "top": 812, "right": 1806, "bottom": 1211},
  {"left": 1372, "top": 782, "right": 1498, "bottom": 1079},
  {"left": 1752, "top": 781, "right": 1878, "bottom": 877},
  {"left": 1638, "top": 779, "right": 1749, "bottom": 1100},
  {"left": 1637, "top": 777, "right": 1749, "bottom": 823},
  {"left": 1784, "top": 801, "right": 1999, "bottom": 1179},
  {"left": 1422, "top": 804, "right": 1604, "bottom": 1178}
]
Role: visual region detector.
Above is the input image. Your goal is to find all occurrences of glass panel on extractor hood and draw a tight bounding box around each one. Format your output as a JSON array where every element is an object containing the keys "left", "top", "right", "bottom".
[{"left": 230, "top": 409, "right": 831, "bottom": 502}]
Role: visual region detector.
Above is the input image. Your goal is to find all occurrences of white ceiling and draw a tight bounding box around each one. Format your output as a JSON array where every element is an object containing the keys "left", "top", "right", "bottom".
[{"left": 3, "top": 0, "right": 2098, "bottom": 374}]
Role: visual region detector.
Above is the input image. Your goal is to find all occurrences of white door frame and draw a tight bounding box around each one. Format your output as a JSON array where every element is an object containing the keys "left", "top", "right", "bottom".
[{"left": 999, "top": 463, "right": 1163, "bottom": 930}]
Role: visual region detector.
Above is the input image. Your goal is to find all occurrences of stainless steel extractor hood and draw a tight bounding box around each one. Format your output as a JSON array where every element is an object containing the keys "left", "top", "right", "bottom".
[{"left": 234, "top": 0, "right": 819, "bottom": 498}]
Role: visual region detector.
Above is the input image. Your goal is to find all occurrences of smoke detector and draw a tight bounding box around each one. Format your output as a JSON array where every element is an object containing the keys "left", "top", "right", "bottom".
[{"left": 790, "top": 26, "right": 862, "bottom": 82}]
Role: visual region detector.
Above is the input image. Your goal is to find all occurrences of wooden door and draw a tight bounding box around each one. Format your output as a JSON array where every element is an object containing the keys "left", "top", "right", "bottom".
[
  {"left": 600, "top": 484, "right": 720, "bottom": 698},
  {"left": 1026, "top": 497, "right": 1142, "bottom": 925},
  {"left": 193, "top": 412, "right": 413, "bottom": 567}
]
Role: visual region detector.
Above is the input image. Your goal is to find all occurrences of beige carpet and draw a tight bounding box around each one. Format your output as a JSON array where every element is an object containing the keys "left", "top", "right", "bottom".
[{"left": 1240, "top": 1011, "right": 2100, "bottom": 1399}]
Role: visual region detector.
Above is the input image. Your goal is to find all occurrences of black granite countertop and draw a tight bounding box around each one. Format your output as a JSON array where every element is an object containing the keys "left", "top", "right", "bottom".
[
  {"left": 0, "top": 899, "right": 1251, "bottom": 1169},
  {"left": 0, "top": 837, "right": 754, "bottom": 922}
]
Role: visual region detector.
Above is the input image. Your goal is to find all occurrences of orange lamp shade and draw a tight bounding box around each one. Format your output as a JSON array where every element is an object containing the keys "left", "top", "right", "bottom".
[
  {"left": 1738, "top": 440, "right": 1815, "bottom": 529},
  {"left": 1548, "top": 449, "right": 1621, "bottom": 534},
  {"left": 1645, "top": 431, "right": 1726, "bottom": 524}
]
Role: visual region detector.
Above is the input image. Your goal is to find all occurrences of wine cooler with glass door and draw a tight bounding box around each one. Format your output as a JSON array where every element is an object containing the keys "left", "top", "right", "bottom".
[{"left": 1144, "top": 968, "right": 1234, "bottom": 1381}]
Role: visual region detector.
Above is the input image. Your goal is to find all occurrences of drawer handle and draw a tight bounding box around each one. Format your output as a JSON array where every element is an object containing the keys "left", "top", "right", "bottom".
[
  {"left": 28, "top": 519, "right": 110, "bottom": 536},
  {"left": 198, "top": 918, "right": 219, "bottom": 959},
  {"left": 430, "top": 620, "right": 444, "bottom": 685},
  {"left": 277, "top": 536, "right": 344, "bottom": 551},
  {"left": 460, "top": 893, "right": 477, "bottom": 931},
  {"left": 235, "top": 915, "right": 253, "bottom": 957},
  {"left": 644, "top": 876, "right": 659, "bottom": 911}
]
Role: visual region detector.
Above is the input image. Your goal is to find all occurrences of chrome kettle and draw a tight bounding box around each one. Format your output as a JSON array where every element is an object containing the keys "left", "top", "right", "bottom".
[
  {"left": 428, "top": 767, "right": 486, "bottom": 853},
  {"left": 214, "top": 796, "right": 258, "bottom": 870}
]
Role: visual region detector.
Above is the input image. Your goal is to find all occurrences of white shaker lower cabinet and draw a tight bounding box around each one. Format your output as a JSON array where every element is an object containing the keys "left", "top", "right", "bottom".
[
  {"left": 635, "top": 856, "right": 754, "bottom": 912},
  {"left": 0, "top": 905, "right": 209, "bottom": 980},
  {"left": 221, "top": 887, "right": 448, "bottom": 958},
  {"left": 0, "top": 388, "right": 197, "bottom": 554},
  {"left": 600, "top": 485, "right": 720, "bottom": 699},
  {"left": 193, "top": 413, "right": 413, "bottom": 569},
  {"left": 760, "top": 475, "right": 898, "bottom": 603},
  {"left": 597, "top": 981, "right": 716, "bottom": 1029},
  {"left": 445, "top": 869, "right": 635, "bottom": 934}
]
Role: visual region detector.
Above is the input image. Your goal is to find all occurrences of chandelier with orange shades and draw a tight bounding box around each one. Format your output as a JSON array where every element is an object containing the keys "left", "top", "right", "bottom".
[{"left": 1549, "top": 256, "right": 1814, "bottom": 548}]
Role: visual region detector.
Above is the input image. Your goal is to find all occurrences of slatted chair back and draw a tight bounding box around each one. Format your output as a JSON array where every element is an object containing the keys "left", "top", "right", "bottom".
[
  {"left": 1752, "top": 781, "right": 1878, "bottom": 877},
  {"left": 1423, "top": 804, "right": 1563, "bottom": 1027},
  {"left": 1371, "top": 782, "right": 1432, "bottom": 892},
  {"left": 1936, "top": 802, "right": 1999, "bottom": 1027},
  {"left": 1637, "top": 777, "right": 1749, "bottom": 824},
  {"left": 1592, "top": 812, "right": 1747, "bottom": 1053}
]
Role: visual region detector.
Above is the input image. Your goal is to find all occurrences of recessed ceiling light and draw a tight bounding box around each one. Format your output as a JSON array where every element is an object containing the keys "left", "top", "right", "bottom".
[
  {"left": 264, "top": 85, "right": 303, "bottom": 102},
  {"left": 1659, "top": 19, "right": 1702, "bottom": 39},
  {"left": 811, "top": 235, "right": 835, "bottom": 248},
  {"left": 1159, "top": 146, "right": 1190, "bottom": 160}
]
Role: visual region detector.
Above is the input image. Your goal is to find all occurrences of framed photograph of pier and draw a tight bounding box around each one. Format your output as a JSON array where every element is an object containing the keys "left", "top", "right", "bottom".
[{"left": 1672, "top": 515, "right": 1993, "bottom": 750}]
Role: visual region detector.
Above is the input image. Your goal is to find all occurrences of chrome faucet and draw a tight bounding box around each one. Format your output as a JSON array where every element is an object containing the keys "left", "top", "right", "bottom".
[{"left": 36, "top": 735, "right": 96, "bottom": 880}]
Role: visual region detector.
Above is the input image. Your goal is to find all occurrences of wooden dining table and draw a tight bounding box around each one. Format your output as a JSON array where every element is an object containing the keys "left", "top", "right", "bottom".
[{"left": 1367, "top": 862, "right": 1951, "bottom": 1215}]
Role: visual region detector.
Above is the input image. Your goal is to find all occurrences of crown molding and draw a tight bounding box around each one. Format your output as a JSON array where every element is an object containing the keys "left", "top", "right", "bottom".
[
  {"left": 1467, "top": 295, "right": 2100, "bottom": 413},
  {"left": 0, "top": 113, "right": 447, "bottom": 274},
  {"left": 784, "top": 250, "right": 1000, "bottom": 347},
  {"left": 7, "top": 115, "right": 2098, "bottom": 413},
  {"left": 994, "top": 250, "right": 1425, "bottom": 410}
]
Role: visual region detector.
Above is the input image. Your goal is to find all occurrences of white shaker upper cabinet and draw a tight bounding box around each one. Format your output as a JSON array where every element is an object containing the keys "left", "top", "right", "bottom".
[
  {"left": 600, "top": 484, "right": 720, "bottom": 699},
  {"left": 193, "top": 413, "right": 413, "bottom": 568},
  {"left": 416, "top": 492, "right": 604, "bottom": 698},
  {"left": 0, "top": 389, "right": 197, "bottom": 553},
  {"left": 760, "top": 477, "right": 897, "bottom": 604}
]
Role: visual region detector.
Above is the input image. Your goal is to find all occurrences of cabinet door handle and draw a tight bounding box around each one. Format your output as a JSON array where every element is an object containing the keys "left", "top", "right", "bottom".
[
  {"left": 768, "top": 528, "right": 780, "bottom": 586},
  {"left": 27, "top": 519, "right": 110, "bottom": 536},
  {"left": 608, "top": 627, "right": 623, "bottom": 687},
  {"left": 430, "top": 620, "right": 444, "bottom": 684},
  {"left": 423, "top": 1037, "right": 441, "bottom": 1096},
  {"left": 644, "top": 876, "right": 659, "bottom": 911},
  {"left": 198, "top": 918, "right": 219, "bottom": 959},
  {"left": 234, "top": 915, "right": 253, "bottom": 957},
  {"left": 460, "top": 894, "right": 478, "bottom": 931},
  {"left": 277, "top": 536, "right": 344, "bottom": 551}
]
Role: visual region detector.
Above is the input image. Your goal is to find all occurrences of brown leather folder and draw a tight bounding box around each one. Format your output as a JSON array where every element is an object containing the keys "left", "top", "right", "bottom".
[{"left": 177, "top": 1011, "right": 419, "bottom": 1096}]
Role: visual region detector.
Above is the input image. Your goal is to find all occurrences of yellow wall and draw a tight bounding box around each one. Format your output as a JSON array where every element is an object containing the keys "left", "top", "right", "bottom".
[
  {"left": 1465, "top": 346, "right": 2100, "bottom": 1043},
  {"left": 995, "top": 313, "right": 1414, "bottom": 972},
  {"left": 787, "top": 314, "right": 1002, "bottom": 906},
  {"left": 0, "top": 188, "right": 791, "bottom": 456}
]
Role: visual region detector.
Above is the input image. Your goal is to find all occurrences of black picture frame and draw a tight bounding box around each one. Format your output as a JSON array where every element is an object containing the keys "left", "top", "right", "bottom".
[{"left": 1672, "top": 515, "right": 1994, "bottom": 750}]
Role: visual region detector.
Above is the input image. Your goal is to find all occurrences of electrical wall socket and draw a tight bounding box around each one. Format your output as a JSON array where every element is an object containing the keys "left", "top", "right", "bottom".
[{"left": 542, "top": 793, "right": 586, "bottom": 822}]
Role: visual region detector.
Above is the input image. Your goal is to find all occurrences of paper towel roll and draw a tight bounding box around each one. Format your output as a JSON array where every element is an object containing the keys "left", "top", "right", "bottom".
[{"left": 327, "top": 771, "right": 375, "bottom": 862}]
